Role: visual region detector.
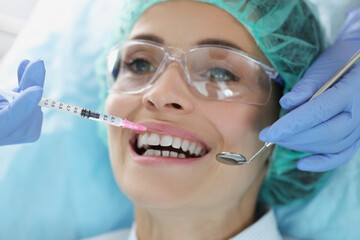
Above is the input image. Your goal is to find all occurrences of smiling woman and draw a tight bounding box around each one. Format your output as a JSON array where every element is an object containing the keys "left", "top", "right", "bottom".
[{"left": 93, "top": 0, "right": 327, "bottom": 239}]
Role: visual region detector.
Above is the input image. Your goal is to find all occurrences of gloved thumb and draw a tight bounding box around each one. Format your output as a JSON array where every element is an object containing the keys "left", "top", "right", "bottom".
[
  {"left": 0, "top": 86, "right": 43, "bottom": 131},
  {"left": 259, "top": 126, "right": 271, "bottom": 142},
  {"left": 17, "top": 59, "right": 30, "bottom": 86},
  {"left": 18, "top": 60, "right": 46, "bottom": 91}
]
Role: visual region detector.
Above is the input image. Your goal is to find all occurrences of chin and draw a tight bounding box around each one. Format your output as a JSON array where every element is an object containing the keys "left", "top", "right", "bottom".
[
  {"left": 112, "top": 150, "right": 217, "bottom": 210},
  {"left": 119, "top": 172, "right": 197, "bottom": 209}
]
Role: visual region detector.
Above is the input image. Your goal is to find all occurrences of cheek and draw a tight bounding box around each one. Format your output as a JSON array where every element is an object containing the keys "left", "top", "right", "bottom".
[
  {"left": 206, "top": 104, "right": 263, "bottom": 152},
  {"left": 105, "top": 94, "right": 136, "bottom": 118}
]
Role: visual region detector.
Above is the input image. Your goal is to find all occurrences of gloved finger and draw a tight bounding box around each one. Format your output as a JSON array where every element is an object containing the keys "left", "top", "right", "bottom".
[
  {"left": 280, "top": 57, "right": 346, "bottom": 111},
  {"left": 0, "top": 108, "right": 43, "bottom": 145},
  {"left": 296, "top": 137, "right": 360, "bottom": 172},
  {"left": 280, "top": 45, "right": 359, "bottom": 111},
  {"left": 312, "top": 122, "right": 360, "bottom": 154},
  {"left": 273, "top": 111, "right": 358, "bottom": 152},
  {"left": 0, "top": 86, "right": 43, "bottom": 136},
  {"left": 280, "top": 79, "right": 320, "bottom": 111},
  {"left": 21, "top": 108, "right": 43, "bottom": 143},
  {"left": 18, "top": 60, "right": 46, "bottom": 91},
  {"left": 17, "top": 59, "right": 30, "bottom": 86},
  {"left": 276, "top": 118, "right": 360, "bottom": 153},
  {"left": 262, "top": 81, "right": 352, "bottom": 142}
]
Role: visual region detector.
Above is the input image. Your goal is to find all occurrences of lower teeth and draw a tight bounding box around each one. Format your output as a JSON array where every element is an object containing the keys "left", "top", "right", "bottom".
[{"left": 143, "top": 149, "right": 187, "bottom": 158}]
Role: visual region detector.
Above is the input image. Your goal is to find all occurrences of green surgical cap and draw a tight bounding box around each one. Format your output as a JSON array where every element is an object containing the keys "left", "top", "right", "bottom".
[{"left": 96, "top": 0, "right": 331, "bottom": 205}]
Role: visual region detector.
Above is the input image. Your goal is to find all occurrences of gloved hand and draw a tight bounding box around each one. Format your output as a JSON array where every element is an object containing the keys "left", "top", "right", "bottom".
[
  {"left": 0, "top": 59, "right": 45, "bottom": 146},
  {"left": 260, "top": 7, "right": 360, "bottom": 172}
]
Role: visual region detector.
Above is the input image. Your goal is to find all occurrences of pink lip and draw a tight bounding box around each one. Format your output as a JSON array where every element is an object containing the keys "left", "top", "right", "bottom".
[{"left": 129, "top": 121, "right": 211, "bottom": 166}]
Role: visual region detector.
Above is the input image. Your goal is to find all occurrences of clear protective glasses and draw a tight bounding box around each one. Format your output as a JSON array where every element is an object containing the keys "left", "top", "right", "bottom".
[{"left": 107, "top": 40, "right": 280, "bottom": 105}]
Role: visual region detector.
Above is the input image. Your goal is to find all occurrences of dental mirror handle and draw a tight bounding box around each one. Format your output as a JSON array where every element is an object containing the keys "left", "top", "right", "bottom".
[{"left": 216, "top": 50, "right": 360, "bottom": 165}]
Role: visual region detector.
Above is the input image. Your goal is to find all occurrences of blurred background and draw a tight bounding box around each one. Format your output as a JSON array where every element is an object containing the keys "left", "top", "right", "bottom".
[
  {"left": 0, "top": 0, "right": 39, "bottom": 64},
  {"left": 0, "top": 0, "right": 359, "bottom": 239}
]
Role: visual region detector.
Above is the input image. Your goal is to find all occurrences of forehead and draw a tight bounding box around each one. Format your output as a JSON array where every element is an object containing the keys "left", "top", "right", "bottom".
[{"left": 128, "top": 1, "right": 268, "bottom": 63}]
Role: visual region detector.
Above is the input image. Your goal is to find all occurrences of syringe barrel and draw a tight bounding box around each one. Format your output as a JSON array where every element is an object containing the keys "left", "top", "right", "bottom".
[
  {"left": 39, "top": 98, "right": 83, "bottom": 117},
  {"left": 38, "top": 98, "right": 124, "bottom": 127},
  {"left": 90, "top": 112, "right": 124, "bottom": 127},
  {"left": 0, "top": 88, "right": 127, "bottom": 128}
]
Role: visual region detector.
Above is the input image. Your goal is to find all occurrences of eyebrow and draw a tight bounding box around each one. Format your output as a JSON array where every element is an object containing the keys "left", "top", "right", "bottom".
[
  {"left": 131, "top": 34, "right": 164, "bottom": 44},
  {"left": 197, "top": 38, "right": 244, "bottom": 52},
  {"left": 130, "top": 34, "right": 244, "bottom": 51}
]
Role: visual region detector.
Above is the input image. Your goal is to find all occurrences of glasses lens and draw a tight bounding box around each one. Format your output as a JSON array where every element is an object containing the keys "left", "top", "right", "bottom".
[
  {"left": 187, "top": 47, "right": 271, "bottom": 104},
  {"left": 107, "top": 42, "right": 165, "bottom": 93}
]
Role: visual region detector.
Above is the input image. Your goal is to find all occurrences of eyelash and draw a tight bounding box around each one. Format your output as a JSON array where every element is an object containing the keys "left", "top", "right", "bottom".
[{"left": 123, "top": 58, "right": 156, "bottom": 74}]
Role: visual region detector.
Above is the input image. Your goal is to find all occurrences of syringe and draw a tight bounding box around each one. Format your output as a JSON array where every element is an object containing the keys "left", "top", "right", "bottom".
[{"left": 0, "top": 88, "right": 147, "bottom": 132}]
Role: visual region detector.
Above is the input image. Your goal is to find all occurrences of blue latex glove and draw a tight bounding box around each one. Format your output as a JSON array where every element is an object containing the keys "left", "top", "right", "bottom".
[
  {"left": 260, "top": 7, "right": 360, "bottom": 172},
  {"left": 0, "top": 60, "right": 45, "bottom": 145}
]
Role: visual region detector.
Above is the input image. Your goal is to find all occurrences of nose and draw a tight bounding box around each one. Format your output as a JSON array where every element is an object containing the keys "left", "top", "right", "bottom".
[{"left": 142, "top": 62, "right": 195, "bottom": 113}]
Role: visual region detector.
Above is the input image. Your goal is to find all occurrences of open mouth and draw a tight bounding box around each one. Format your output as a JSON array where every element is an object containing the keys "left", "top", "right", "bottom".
[{"left": 131, "top": 132, "right": 210, "bottom": 159}]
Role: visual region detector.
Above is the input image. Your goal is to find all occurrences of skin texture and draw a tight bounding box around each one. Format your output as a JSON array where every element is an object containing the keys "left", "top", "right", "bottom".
[{"left": 106, "top": 2, "right": 281, "bottom": 239}]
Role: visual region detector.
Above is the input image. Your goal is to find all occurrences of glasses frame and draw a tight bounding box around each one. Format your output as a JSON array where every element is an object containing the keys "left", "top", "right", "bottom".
[{"left": 107, "top": 40, "right": 279, "bottom": 105}]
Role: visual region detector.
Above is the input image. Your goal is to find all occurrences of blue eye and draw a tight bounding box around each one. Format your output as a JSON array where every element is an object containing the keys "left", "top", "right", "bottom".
[
  {"left": 125, "top": 58, "right": 156, "bottom": 75},
  {"left": 204, "top": 67, "right": 239, "bottom": 82}
]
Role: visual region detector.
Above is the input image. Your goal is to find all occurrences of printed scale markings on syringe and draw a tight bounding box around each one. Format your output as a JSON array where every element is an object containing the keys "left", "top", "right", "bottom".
[
  {"left": 0, "top": 88, "right": 147, "bottom": 131},
  {"left": 39, "top": 97, "right": 146, "bottom": 131}
]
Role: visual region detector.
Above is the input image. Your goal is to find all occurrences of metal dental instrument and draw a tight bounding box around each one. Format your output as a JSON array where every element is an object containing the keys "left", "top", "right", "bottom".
[
  {"left": 216, "top": 50, "right": 360, "bottom": 165},
  {"left": 0, "top": 89, "right": 148, "bottom": 132}
]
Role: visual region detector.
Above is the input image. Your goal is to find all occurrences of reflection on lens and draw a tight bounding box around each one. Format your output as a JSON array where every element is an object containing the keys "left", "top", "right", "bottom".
[
  {"left": 110, "top": 42, "right": 165, "bottom": 93},
  {"left": 187, "top": 47, "right": 271, "bottom": 104}
]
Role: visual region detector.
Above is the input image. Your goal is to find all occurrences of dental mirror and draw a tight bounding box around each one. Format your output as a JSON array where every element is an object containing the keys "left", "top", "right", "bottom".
[
  {"left": 216, "top": 142, "right": 274, "bottom": 165},
  {"left": 216, "top": 50, "right": 360, "bottom": 165}
]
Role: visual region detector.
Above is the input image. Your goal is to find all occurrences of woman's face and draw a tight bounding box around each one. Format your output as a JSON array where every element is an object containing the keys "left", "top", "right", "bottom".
[{"left": 106, "top": 1, "right": 280, "bottom": 210}]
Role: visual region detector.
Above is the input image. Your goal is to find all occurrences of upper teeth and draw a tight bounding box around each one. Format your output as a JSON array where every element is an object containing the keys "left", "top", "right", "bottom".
[{"left": 137, "top": 133, "right": 206, "bottom": 157}]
